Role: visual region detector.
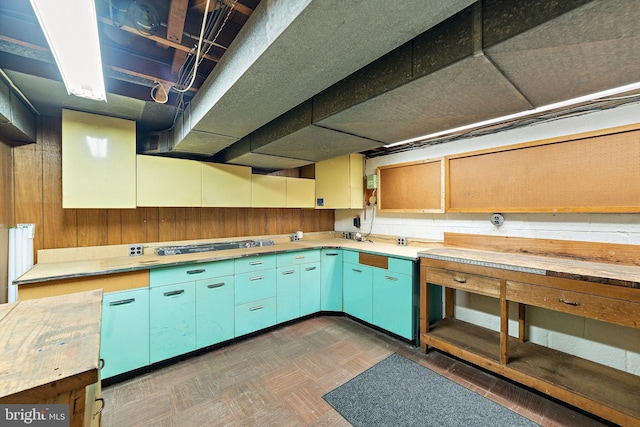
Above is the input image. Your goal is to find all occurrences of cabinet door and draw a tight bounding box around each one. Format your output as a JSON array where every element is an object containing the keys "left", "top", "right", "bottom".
[
  {"left": 137, "top": 155, "right": 202, "bottom": 207},
  {"left": 101, "top": 288, "right": 149, "bottom": 379},
  {"left": 201, "top": 162, "right": 252, "bottom": 207},
  {"left": 235, "top": 269, "right": 277, "bottom": 305},
  {"left": 251, "top": 175, "right": 286, "bottom": 207},
  {"left": 373, "top": 271, "right": 414, "bottom": 339},
  {"left": 277, "top": 266, "right": 300, "bottom": 323},
  {"left": 196, "top": 276, "right": 234, "bottom": 349},
  {"left": 321, "top": 250, "right": 343, "bottom": 311},
  {"left": 343, "top": 263, "right": 373, "bottom": 323},
  {"left": 150, "top": 282, "right": 196, "bottom": 363},
  {"left": 300, "top": 262, "right": 321, "bottom": 316},
  {"left": 286, "top": 177, "right": 315, "bottom": 208},
  {"left": 315, "top": 154, "right": 363, "bottom": 209}
]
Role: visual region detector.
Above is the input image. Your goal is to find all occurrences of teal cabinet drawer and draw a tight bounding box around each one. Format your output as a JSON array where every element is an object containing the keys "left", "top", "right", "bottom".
[
  {"left": 196, "top": 276, "right": 235, "bottom": 349},
  {"left": 343, "top": 263, "right": 373, "bottom": 323},
  {"left": 235, "top": 269, "right": 276, "bottom": 305},
  {"left": 235, "top": 297, "right": 277, "bottom": 337},
  {"left": 150, "top": 260, "right": 234, "bottom": 287},
  {"left": 300, "top": 262, "right": 321, "bottom": 316},
  {"left": 101, "top": 288, "right": 149, "bottom": 379},
  {"left": 373, "top": 271, "right": 414, "bottom": 339},
  {"left": 234, "top": 254, "right": 277, "bottom": 274},
  {"left": 276, "top": 266, "right": 300, "bottom": 323},
  {"left": 150, "top": 282, "right": 196, "bottom": 363},
  {"left": 343, "top": 250, "right": 359, "bottom": 265},
  {"left": 277, "top": 250, "right": 320, "bottom": 267},
  {"left": 388, "top": 257, "right": 414, "bottom": 275},
  {"left": 321, "top": 249, "right": 343, "bottom": 311}
]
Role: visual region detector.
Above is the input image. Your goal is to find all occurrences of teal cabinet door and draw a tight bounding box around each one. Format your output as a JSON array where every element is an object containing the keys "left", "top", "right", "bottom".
[
  {"left": 343, "top": 263, "right": 373, "bottom": 323},
  {"left": 196, "top": 275, "right": 235, "bottom": 349},
  {"left": 300, "top": 262, "right": 321, "bottom": 316},
  {"left": 101, "top": 288, "right": 149, "bottom": 379},
  {"left": 321, "top": 249, "right": 343, "bottom": 311},
  {"left": 235, "top": 297, "right": 277, "bottom": 336},
  {"left": 150, "top": 282, "right": 196, "bottom": 363},
  {"left": 277, "top": 265, "right": 300, "bottom": 323},
  {"left": 373, "top": 271, "right": 414, "bottom": 339}
]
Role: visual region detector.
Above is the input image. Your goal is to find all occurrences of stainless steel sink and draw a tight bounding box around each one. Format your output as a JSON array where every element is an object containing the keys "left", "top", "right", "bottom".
[{"left": 154, "top": 239, "right": 275, "bottom": 256}]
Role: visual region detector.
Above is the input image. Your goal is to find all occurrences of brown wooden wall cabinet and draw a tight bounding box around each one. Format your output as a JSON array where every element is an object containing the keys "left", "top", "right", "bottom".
[{"left": 419, "top": 234, "right": 640, "bottom": 425}]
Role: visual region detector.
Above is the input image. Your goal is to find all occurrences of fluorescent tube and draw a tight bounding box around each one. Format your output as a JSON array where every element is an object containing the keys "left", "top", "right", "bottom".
[{"left": 30, "top": 0, "right": 107, "bottom": 101}]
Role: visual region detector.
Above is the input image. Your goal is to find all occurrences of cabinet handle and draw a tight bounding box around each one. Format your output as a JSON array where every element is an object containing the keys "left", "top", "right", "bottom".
[
  {"left": 559, "top": 298, "right": 581, "bottom": 306},
  {"left": 352, "top": 268, "right": 362, "bottom": 273},
  {"left": 452, "top": 276, "right": 467, "bottom": 284},
  {"left": 325, "top": 253, "right": 339, "bottom": 257},
  {"left": 207, "top": 282, "right": 225, "bottom": 289},
  {"left": 249, "top": 261, "right": 263, "bottom": 266},
  {"left": 249, "top": 305, "right": 264, "bottom": 311},
  {"left": 94, "top": 398, "right": 105, "bottom": 417},
  {"left": 109, "top": 298, "right": 135, "bottom": 306},
  {"left": 164, "top": 289, "right": 185, "bottom": 297},
  {"left": 250, "top": 275, "right": 264, "bottom": 281},
  {"left": 99, "top": 358, "right": 105, "bottom": 370},
  {"left": 384, "top": 276, "right": 398, "bottom": 281},
  {"left": 187, "top": 269, "right": 206, "bottom": 275},
  {"left": 305, "top": 266, "right": 317, "bottom": 271},
  {"left": 295, "top": 255, "right": 305, "bottom": 259},
  {"left": 282, "top": 270, "right": 295, "bottom": 275}
]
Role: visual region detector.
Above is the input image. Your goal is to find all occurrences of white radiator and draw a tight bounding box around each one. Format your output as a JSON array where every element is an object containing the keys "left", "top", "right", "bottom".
[{"left": 8, "top": 224, "right": 34, "bottom": 302}]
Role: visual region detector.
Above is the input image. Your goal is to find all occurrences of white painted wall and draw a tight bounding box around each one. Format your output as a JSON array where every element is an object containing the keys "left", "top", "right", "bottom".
[{"left": 335, "top": 101, "right": 640, "bottom": 375}]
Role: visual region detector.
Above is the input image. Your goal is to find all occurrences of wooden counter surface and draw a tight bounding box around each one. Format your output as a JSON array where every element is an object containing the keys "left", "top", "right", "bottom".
[
  {"left": 16, "top": 238, "right": 442, "bottom": 286},
  {"left": 419, "top": 247, "right": 640, "bottom": 288},
  {"left": 0, "top": 290, "right": 102, "bottom": 403}
]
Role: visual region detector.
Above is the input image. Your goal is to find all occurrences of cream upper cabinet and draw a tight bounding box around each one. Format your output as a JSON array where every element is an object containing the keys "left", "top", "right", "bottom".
[
  {"left": 137, "top": 155, "right": 201, "bottom": 207},
  {"left": 286, "top": 177, "right": 315, "bottom": 208},
  {"left": 315, "top": 153, "right": 364, "bottom": 209},
  {"left": 251, "top": 175, "right": 286, "bottom": 207},
  {"left": 201, "top": 162, "right": 252, "bottom": 207},
  {"left": 62, "top": 109, "right": 136, "bottom": 208}
]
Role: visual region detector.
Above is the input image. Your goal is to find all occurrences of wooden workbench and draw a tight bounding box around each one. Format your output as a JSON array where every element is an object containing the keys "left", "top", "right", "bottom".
[{"left": 0, "top": 290, "right": 103, "bottom": 426}]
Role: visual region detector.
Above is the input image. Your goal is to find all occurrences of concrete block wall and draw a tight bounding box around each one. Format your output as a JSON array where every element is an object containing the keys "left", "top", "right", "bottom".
[{"left": 335, "top": 101, "right": 640, "bottom": 374}]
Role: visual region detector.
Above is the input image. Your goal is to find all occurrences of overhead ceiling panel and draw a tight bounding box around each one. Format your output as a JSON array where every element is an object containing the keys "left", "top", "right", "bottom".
[
  {"left": 315, "top": 55, "right": 533, "bottom": 144},
  {"left": 171, "top": 130, "right": 237, "bottom": 156},
  {"left": 227, "top": 152, "right": 313, "bottom": 171},
  {"left": 251, "top": 125, "right": 383, "bottom": 162},
  {"left": 484, "top": 0, "right": 640, "bottom": 107}
]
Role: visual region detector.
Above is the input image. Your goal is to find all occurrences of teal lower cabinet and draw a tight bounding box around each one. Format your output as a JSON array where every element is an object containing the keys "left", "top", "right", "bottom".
[
  {"left": 101, "top": 288, "right": 149, "bottom": 379},
  {"left": 195, "top": 275, "right": 235, "bottom": 349},
  {"left": 320, "top": 249, "right": 343, "bottom": 311},
  {"left": 343, "top": 262, "right": 373, "bottom": 323},
  {"left": 150, "top": 282, "right": 196, "bottom": 363},
  {"left": 372, "top": 270, "right": 413, "bottom": 339},
  {"left": 276, "top": 265, "right": 300, "bottom": 323},
  {"left": 300, "top": 262, "right": 321, "bottom": 316},
  {"left": 235, "top": 297, "right": 277, "bottom": 336},
  {"left": 234, "top": 262, "right": 277, "bottom": 336}
]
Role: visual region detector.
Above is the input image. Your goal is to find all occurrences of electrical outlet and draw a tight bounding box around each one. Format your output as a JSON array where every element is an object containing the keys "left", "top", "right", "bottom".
[
  {"left": 290, "top": 234, "right": 300, "bottom": 242},
  {"left": 342, "top": 232, "right": 353, "bottom": 240},
  {"left": 129, "top": 244, "right": 144, "bottom": 256},
  {"left": 397, "top": 237, "right": 408, "bottom": 246}
]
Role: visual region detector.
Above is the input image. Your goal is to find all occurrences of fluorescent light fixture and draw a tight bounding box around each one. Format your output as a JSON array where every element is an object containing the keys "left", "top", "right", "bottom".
[
  {"left": 384, "top": 81, "right": 640, "bottom": 148},
  {"left": 30, "top": 0, "right": 106, "bottom": 101}
]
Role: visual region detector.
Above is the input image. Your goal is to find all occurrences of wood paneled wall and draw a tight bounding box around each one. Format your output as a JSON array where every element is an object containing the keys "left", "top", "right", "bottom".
[
  {"left": 12, "top": 116, "right": 334, "bottom": 261},
  {"left": 0, "top": 136, "right": 14, "bottom": 303}
]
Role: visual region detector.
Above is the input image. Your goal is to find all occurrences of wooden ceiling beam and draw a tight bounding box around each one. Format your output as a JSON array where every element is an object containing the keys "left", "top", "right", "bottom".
[
  {"left": 167, "top": 0, "right": 190, "bottom": 43},
  {"left": 191, "top": 0, "right": 254, "bottom": 17}
]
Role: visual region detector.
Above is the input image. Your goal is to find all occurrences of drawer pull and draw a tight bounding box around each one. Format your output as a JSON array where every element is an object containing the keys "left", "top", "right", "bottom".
[
  {"left": 164, "top": 289, "right": 185, "bottom": 297},
  {"left": 385, "top": 276, "right": 398, "bottom": 281},
  {"left": 559, "top": 298, "right": 581, "bottom": 306},
  {"left": 109, "top": 298, "right": 135, "bottom": 306},
  {"left": 249, "top": 261, "right": 263, "bottom": 266},
  {"left": 94, "top": 397, "right": 105, "bottom": 417},
  {"left": 98, "top": 358, "right": 105, "bottom": 369},
  {"left": 187, "top": 269, "right": 206, "bottom": 275},
  {"left": 250, "top": 275, "right": 264, "bottom": 281},
  {"left": 325, "top": 253, "right": 339, "bottom": 257},
  {"left": 282, "top": 270, "right": 295, "bottom": 275},
  {"left": 452, "top": 276, "right": 467, "bottom": 284},
  {"left": 352, "top": 268, "right": 363, "bottom": 273},
  {"left": 249, "top": 305, "right": 264, "bottom": 311},
  {"left": 207, "top": 282, "right": 225, "bottom": 289},
  {"left": 305, "top": 266, "right": 317, "bottom": 271},
  {"left": 295, "top": 255, "right": 305, "bottom": 259}
]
